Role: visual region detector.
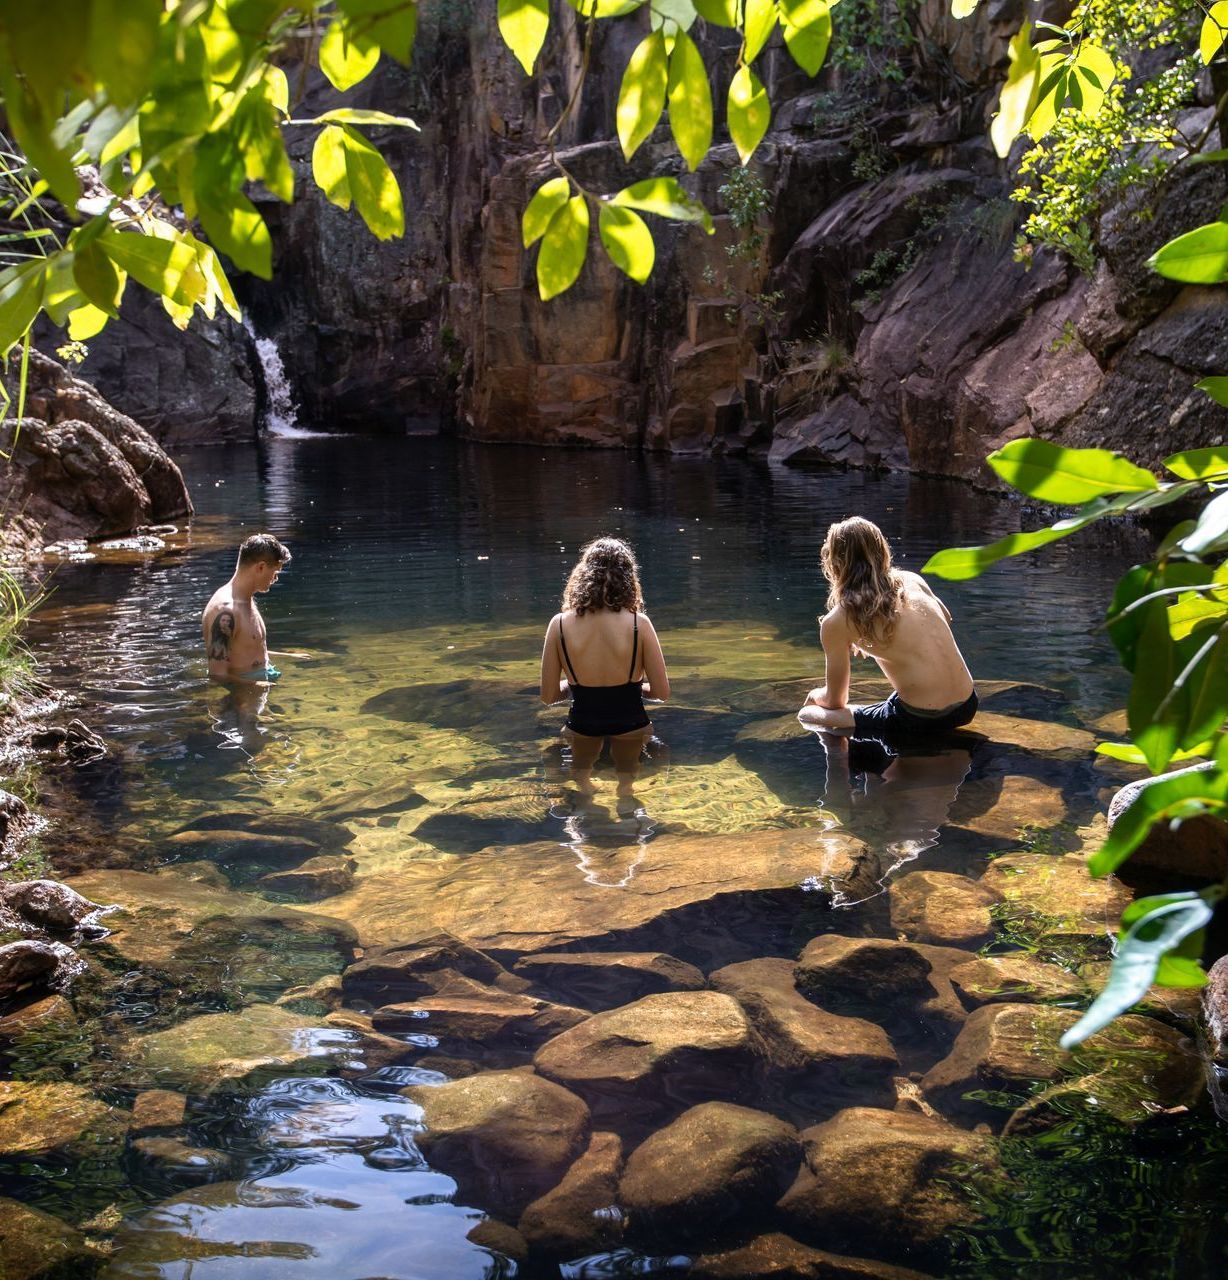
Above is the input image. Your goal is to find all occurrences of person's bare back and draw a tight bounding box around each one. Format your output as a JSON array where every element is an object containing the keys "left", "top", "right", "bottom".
[
  {"left": 800, "top": 517, "right": 976, "bottom": 738},
  {"left": 834, "top": 570, "right": 973, "bottom": 709},
  {"left": 202, "top": 533, "right": 290, "bottom": 683}
]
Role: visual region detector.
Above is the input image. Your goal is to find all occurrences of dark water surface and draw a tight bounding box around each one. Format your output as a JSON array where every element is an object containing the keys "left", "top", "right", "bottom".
[{"left": 11, "top": 438, "right": 1228, "bottom": 1278}]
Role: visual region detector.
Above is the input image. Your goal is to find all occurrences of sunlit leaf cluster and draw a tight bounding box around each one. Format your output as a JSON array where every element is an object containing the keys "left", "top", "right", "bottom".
[{"left": 0, "top": 1, "right": 418, "bottom": 356}]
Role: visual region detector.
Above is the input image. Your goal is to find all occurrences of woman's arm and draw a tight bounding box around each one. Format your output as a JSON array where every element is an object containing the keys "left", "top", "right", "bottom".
[
  {"left": 805, "top": 611, "right": 852, "bottom": 708},
  {"left": 639, "top": 614, "right": 670, "bottom": 701},
  {"left": 540, "top": 615, "right": 568, "bottom": 704}
]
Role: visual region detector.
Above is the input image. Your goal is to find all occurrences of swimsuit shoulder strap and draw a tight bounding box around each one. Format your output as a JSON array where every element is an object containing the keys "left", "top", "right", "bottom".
[
  {"left": 627, "top": 611, "right": 639, "bottom": 682},
  {"left": 557, "top": 614, "right": 579, "bottom": 683}
]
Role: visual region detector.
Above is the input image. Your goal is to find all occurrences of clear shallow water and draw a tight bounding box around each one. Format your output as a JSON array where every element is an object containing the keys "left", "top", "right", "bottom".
[{"left": 13, "top": 438, "right": 1228, "bottom": 1278}]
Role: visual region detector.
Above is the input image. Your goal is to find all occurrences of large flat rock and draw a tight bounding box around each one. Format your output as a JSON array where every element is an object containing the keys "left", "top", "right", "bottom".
[{"left": 306, "top": 828, "right": 877, "bottom": 953}]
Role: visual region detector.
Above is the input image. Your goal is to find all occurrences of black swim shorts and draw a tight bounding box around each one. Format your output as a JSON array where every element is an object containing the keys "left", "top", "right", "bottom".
[{"left": 852, "top": 690, "right": 978, "bottom": 739}]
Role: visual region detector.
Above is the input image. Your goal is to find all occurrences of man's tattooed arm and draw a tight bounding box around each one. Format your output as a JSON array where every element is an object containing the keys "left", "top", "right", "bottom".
[{"left": 208, "top": 609, "right": 235, "bottom": 661}]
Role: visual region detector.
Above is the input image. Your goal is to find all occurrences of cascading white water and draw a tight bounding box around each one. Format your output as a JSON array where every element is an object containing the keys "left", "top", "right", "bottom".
[{"left": 244, "top": 318, "right": 323, "bottom": 438}]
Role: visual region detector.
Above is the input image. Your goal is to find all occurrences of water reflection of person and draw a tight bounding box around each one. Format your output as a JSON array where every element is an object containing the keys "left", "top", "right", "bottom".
[
  {"left": 813, "top": 728, "right": 972, "bottom": 872},
  {"left": 540, "top": 537, "right": 670, "bottom": 802},
  {"left": 208, "top": 679, "right": 271, "bottom": 755}
]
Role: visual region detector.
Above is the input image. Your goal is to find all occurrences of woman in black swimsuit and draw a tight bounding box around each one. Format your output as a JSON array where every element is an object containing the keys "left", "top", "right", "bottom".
[{"left": 540, "top": 537, "right": 670, "bottom": 796}]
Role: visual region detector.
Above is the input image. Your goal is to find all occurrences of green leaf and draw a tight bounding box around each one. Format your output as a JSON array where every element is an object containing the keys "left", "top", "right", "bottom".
[
  {"left": 1148, "top": 221, "right": 1228, "bottom": 284},
  {"left": 293, "top": 110, "right": 420, "bottom": 130},
  {"left": 1182, "top": 625, "right": 1228, "bottom": 748},
  {"left": 1090, "top": 766, "right": 1228, "bottom": 876},
  {"left": 97, "top": 228, "right": 205, "bottom": 306},
  {"left": 692, "top": 0, "right": 737, "bottom": 25},
  {"left": 610, "top": 176, "right": 714, "bottom": 230},
  {"left": 320, "top": 16, "right": 380, "bottom": 91},
  {"left": 312, "top": 125, "right": 351, "bottom": 206},
  {"left": 88, "top": 0, "right": 160, "bottom": 106},
  {"left": 991, "top": 22, "right": 1041, "bottom": 157},
  {"left": 0, "top": 68, "right": 82, "bottom": 208},
  {"left": 1107, "top": 561, "right": 1213, "bottom": 672},
  {"left": 1189, "top": 148, "right": 1228, "bottom": 165},
  {"left": 728, "top": 65, "right": 770, "bottom": 165},
  {"left": 197, "top": 190, "right": 274, "bottom": 278},
  {"left": 537, "top": 195, "right": 590, "bottom": 301},
  {"left": 1128, "top": 600, "right": 1185, "bottom": 772},
  {"left": 1095, "top": 740, "right": 1216, "bottom": 765},
  {"left": 0, "top": 260, "right": 47, "bottom": 355},
  {"left": 1163, "top": 444, "right": 1228, "bottom": 479},
  {"left": 1181, "top": 489, "right": 1228, "bottom": 556},
  {"left": 952, "top": 0, "right": 981, "bottom": 17},
  {"left": 598, "top": 204, "right": 655, "bottom": 283},
  {"left": 617, "top": 30, "right": 669, "bottom": 162},
  {"left": 71, "top": 240, "right": 127, "bottom": 317},
  {"left": 67, "top": 302, "right": 109, "bottom": 340},
  {"left": 650, "top": 0, "right": 697, "bottom": 31},
  {"left": 1058, "top": 895, "right": 1213, "bottom": 1047},
  {"left": 1194, "top": 379, "right": 1228, "bottom": 412},
  {"left": 780, "top": 0, "right": 831, "bottom": 77},
  {"left": 667, "top": 31, "right": 713, "bottom": 172},
  {"left": 743, "top": 0, "right": 777, "bottom": 62},
  {"left": 523, "top": 177, "right": 571, "bottom": 247},
  {"left": 923, "top": 487, "right": 1154, "bottom": 581},
  {"left": 1201, "top": 1, "right": 1228, "bottom": 64},
  {"left": 498, "top": 0, "right": 549, "bottom": 75},
  {"left": 988, "top": 438, "right": 1158, "bottom": 504},
  {"left": 337, "top": 124, "right": 405, "bottom": 240}
]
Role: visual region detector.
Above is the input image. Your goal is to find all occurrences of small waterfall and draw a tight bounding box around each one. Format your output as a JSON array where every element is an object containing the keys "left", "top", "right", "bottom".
[{"left": 245, "top": 318, "right": 322, "bottom": 438}]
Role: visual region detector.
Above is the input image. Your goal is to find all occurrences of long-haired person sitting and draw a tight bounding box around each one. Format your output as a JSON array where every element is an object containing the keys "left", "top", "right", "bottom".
[
  {"left": 541, "top": 537, "right": 670, "bottom": 796},
  {"left": 800, "top": 517, "right": 976, "bottom": 738}
]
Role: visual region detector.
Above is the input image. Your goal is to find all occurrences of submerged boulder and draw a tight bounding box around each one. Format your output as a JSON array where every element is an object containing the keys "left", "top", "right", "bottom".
[
  {"left": 948, "top": 954, "right": 1085, "bottom": 1009},
  {"left": 0, "top": 1079, "right": 126, "bottom": 1159},
  {"left": 888, "top": 871, "right": 1001, "bottom": 948},
  {"left": 342, "top": 932, "right": 523, "bottom": 1004},
  {"left": 518, "top": 1130, "right": 624, "bottom": 1257},
  {"left": 533, "top": 991, "right": 762, "bottom": 1121},
  {"left": 372, "top": 986, "right": 588, "bottom": 1052},
  {"left": 512, "top": 951, "right": 705, "bottom": 1010},
  {"left": 402, "top": 1069, "right": 590, "bottom": 1218},
  {"left": 128, "top": 1005, "right": 359, "bottom": 1091},
  {"left": 978, "top": 853, "right": 1132, "bottom": 938},
  {"left": 257, "top": 855, "right": 357, "bottom": 900},
  {"left": 0, "top": 1196, "right": 102, "bottom": 1279},
  {"left": 777, "top": 1107, "right": 997, "bottom": 1262},
  {"left": 691, "top": 1232, "right": 938, "bottom": 1279},
  {"left": 921, "top": 1004, "right": 1202, "bottom": 1127},
  {"left": 318, "top": 826, "right": 878, "bottom": 952},
  {"left": 619, "top": 1102, "right": 801, "bottom": 1245},
  {"left": 709, "top": 958, "right": 897, "bottom": 1110}
]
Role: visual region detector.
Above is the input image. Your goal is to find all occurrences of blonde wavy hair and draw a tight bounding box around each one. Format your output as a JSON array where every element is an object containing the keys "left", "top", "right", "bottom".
[
  {"left": 821, "top": 517, "right": 904, "bottom": 645},
  {"left": 562, "top": 537, "right": 644, "bottom": 616}
]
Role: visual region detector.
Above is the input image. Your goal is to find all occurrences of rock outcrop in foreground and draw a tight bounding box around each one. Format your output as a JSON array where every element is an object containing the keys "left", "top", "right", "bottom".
[{"left": 0, "top": 350, "right": 193, "bottom": 560}]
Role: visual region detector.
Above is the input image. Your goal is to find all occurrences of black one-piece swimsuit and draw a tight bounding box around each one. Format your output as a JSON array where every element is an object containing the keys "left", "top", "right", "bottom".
[{"left": 559, "top": 613, "right": 651, "bottom": 737}]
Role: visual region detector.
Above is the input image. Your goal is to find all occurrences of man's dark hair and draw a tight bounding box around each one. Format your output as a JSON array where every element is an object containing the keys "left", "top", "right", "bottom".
[{"left": 238, "top": 533, "right": 291, "bottom": 568}]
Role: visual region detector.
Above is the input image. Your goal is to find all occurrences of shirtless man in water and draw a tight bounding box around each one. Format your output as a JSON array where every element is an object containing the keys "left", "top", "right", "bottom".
[
  {"left": 799, "top": 517, "right": 976, "bottom": 737},
  {"left": 202, "top": 533, "right": 292, "bottom": 683}
]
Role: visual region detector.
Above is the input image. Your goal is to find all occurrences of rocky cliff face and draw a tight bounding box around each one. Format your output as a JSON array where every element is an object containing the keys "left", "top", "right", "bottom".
[{"left": 52, "top": 3, "right": 1228, "bottom": 480}]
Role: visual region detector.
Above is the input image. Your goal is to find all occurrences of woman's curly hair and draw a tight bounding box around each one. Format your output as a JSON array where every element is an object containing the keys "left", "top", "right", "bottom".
[
  {"left": 821, "top": 517, "right": 904, "bottom": 645},
  {"left": 562, "top": 537, "right": 644, "bottom": 616}
]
